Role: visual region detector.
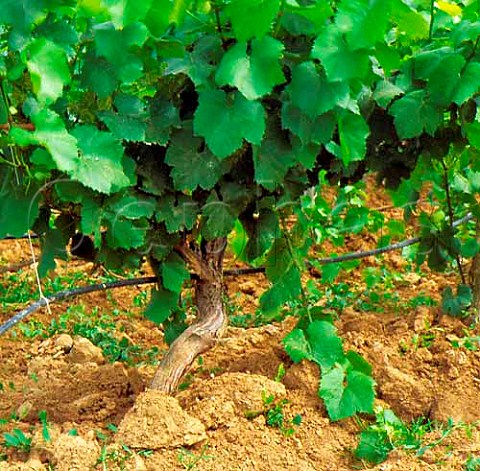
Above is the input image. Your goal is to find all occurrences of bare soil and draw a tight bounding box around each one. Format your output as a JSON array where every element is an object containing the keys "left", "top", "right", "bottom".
[{"left": 1, "top": 184, "right": 480, "bottom": 470}]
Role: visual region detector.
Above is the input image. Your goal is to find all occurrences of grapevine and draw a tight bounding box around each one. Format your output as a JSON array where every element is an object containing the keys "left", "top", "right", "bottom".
[{"left": 0, "top": 0, "right": 479, "bottom": 421}]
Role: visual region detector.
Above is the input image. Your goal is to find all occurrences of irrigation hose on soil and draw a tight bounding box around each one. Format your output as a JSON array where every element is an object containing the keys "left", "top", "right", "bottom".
[{"left": 0, "top": 212, "right": 473, "bottom": 336}]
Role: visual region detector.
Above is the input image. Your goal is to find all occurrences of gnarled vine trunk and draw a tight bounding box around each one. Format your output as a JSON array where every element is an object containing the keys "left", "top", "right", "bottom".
[
  {"left": 470, "top": 219, "right": 480, "bottom": 323},
  {"left": 150, "top": 238, "right": 227, "bottom": 394}
]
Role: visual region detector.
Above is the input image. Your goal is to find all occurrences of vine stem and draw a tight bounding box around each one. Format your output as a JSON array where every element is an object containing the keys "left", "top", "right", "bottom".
[
  {"left": 462, "top": 34, "right": 480, "bottom": 73},
  {"left": 428, "top": 0, "right": 435, "bottom": 42},
  {"left": 441, "top": 159, "right": 466, "bottom": 285},
  {"left": 0, "top": 212, "right": 474, "bottom": 336},
  {"left": 211, "top": 0, "right": 227, "bottom": 48}
]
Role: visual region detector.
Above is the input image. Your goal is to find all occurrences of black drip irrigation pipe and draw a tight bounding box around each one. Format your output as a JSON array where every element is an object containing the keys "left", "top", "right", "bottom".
[
  {"left": 0, "top": 212, "right": 474, "bottom": 336},
  {"left": 0, "top": 277, "right": 157, "bottom": 335}
]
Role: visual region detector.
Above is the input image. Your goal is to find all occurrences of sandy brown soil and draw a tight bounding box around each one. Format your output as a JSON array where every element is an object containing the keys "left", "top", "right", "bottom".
[{"left": 1, "top": 183, "right": 480, "bottom": 470}]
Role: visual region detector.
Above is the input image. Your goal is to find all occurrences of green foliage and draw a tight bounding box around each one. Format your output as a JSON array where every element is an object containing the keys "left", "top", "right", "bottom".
[
  {"left": 38, "top": 410, "right": 51, "bottom": 443},
  {"left": 177, "top": 445, "right": 212, "bottom": 470},
  {"left": 356, "top": 408, "right": 469, "bottom": 465},
  {"left": 3, "top": 429, "right": 31, "bottom": 453},
  {"left": 283, "top": 313, "right": 375, "bottom": 421},
  {"left": 2, "top": 0, "right": 480, "bottom": 427},
  {"left": 442, "top": 284, "right": 472, "bottom": 317},
  {"left": 18, "top": 303, "right": 160, "bottom": 367},
  {"left": 466, "top": 456, "right": 480, "bottom": 471},
  {"left": 245, "top": 391, "right": 301, "bottom": 437}
]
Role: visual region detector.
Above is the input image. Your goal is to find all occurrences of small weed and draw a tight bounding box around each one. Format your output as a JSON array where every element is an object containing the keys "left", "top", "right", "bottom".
[
  {"left": 178, "top": 373, "right": 195, "bottom": 391},
  {"left": 399, "top": 329, "right": 438, "bottom": 353},
  {"left": 450, "top": 335, "right": 480, "bottom": 351},
  {"left": 224, "top": 293, "right": 255, "bottom": 328},
  {"left": 245, "top": 392, "right": 301, "bottom": 437},
  {"left": 133, "top": 290, "right": 148, "bottom": 307},
  {"left": 407, "top": 294, "right": 436, "bottom": 309},
  {"left": 29, "top": 373, "right": 39, "bottom": 383},
  {"left": 94, "top": 425, "right": 146, "bottom": 470},
  {"left": 17, "top": 303, "right": 160, "bottom": 366},
  {"left": 38, "top": 411, "right": 51, "bottom": 442},
  {"left": 97, "top": 445, "right": 130, "bottom": 471},
  {"left": 177, "top": 444, "right": 212, "bottom": 470},
  {"left": 355, "top": 407, "right": 466, "bottom": 465},
  {"left": 465, "top": 455, "right": 480, "bottom": 470},
  {"left": 274, "top": 363, "right": 286, "bottom": 382},
  {"left": 3, "top": 428, "right": 32, "bottom": 453}
]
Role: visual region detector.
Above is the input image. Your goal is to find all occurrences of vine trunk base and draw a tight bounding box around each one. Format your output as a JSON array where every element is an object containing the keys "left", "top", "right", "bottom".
[{"left": 150, "top": 238, "right": 227, "bottom": 394}]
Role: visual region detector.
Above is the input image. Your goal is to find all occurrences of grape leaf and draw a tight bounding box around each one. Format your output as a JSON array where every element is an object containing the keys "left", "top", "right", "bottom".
[
  {"left": 452, "top": 20, "right": 480, "bottom": 45},
  {"left": 373, "top": 80, "right": 403, "bottom": 108},
  {"left": 336, "top": 0, "right": 390, "bottom": 49},
  {"left": 145, "top": 286, "right": 179, "bottom": 324},
  {"left": 454, "top": 62, "right": 480, "bottom": 105},
  {"left": 389, "top": 90, "right": 443, "bottom": 138},
  {"left": 226, "top": 0, "right": 281, "bottom": 41},
  {"left": 165, "top": 127, "right": 225, "bottom": 191},
  {"left": 71, "top": 125, "right": 131, "bottom": 194},
  {"left": 24, "top": 38, "right": 70, "bottom": 104},
  {"left": 414, "top": 50, "right": 465, "bottom": 106},
  {"left": 38, "top": 228, "right": 68, "bottom": 277},
  {"left": 117, "top": 0, "right": 153, "bottom": 27},
  {"left": 156, "top": 195, "right": 198, "bottom": 233},
  {"left": 146, "top": 98, "right": 180, "bottom": 145},
  {"left": 35, "top": 17, "right": 79, "bottom": 54},
  {"left": 243, "top": 209, "right": 279, "bottom": 260},
  {"left": 260, "top": 237, "right": 302, "bottom": 312},
  {"left": 216, "top": 36, "right": 285, "bottom": 100},
  {"left": 161, "top": 252, "right": 190, "bottom": 293},
  {"left": 165, "top": 36, "right": 222, "bottom": 87},
  {"left": 0, "top": 184, "right": 40, "bottom": 238},
  {"left": 0, "top": 0, "right": 47, "bottom": 32},
  {"left": 105, "top": 218, "right": 148, "bottom": 250},
  {"left": 80, "top": 197, "right": 104, "bottom": 247},
  {"left": 466, "top": 122, "right": 480, "bottom": 149},
  {"left": 441, "top": 284, "right": 472, "bottom": 316},
  {"left": 11, "top": 107, "right": 79, "bottom": 173},
  {"left": 201, "top": 185, "right": 250, "bottom": 240},
  {"left": 285, "top": 62, "right": 350, "bottom": 118},
  {"left": 321, "top": 263, "right": 341, "bottom": 284},
  {"left": 260, "top": 266, "right": 302, "bottom": 313},
  {"left": 307, "top": 320, "right": 344, "bottom": 369},
  {"left": 144, "top": 0, "right": 171, "bottom": 36},
  {"left": 320, "top": 363, "right": 375, "bottom": 421},
  {"left": 374, "top": 42, "right": 401, "bottom": 75},
  {"left": 338, "top": 112, "right": 369, "bottom": 165},
  {"left": 284, "top": 2, "right": 333, "bottom": 32},
  {"left": 282, "top": 104, "right": 336, "bottom": 146},
  {"left": 98, "top": 94, "right": 147, "bottom": 142},
  {"left": 94, "top": 22, "right": 148, "bottom": 83},
  {"left": 394, "top": 10, "right": 429, "bottom": 40},
  {"left": 106, "top": 192, "right": 156, "bottom": 220},
  {"left": 81, "top": 50, "right": 118, "bottom": 98},
  {"left": 283, "top": 328, "right": 311, "bottom": 363},
  {"left": 253, "top": 117, "right": 294, "bottom": 190},
  {"left": 194, "top": 89, "right": 265, "bottom": 158},
  {"left": 461, "top": 239, "right": 480, "bottom": 258},
  {"left": 355, "top": 429, "right": 392, "bottom": 464},
  {"left": 312, "top": 25, "right": 370, "bottom": 81}
]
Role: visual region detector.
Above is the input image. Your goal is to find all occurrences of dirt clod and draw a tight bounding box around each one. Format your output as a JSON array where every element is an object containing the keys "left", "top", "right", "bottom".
[
  {"left": 179, "top": 372, "right": 286, "bottom": 429},
  {"left": 31, "top": 426, "right": 100, "bottom": 471},
  {"left": 67, "top": 336, "right": 105, "bottom": 364},
  {"left": 115, "top": 389, "right": 207, "bottom": 449},
  {"left": 54, "top": 334, "right": 74, "bottom": 353}
]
